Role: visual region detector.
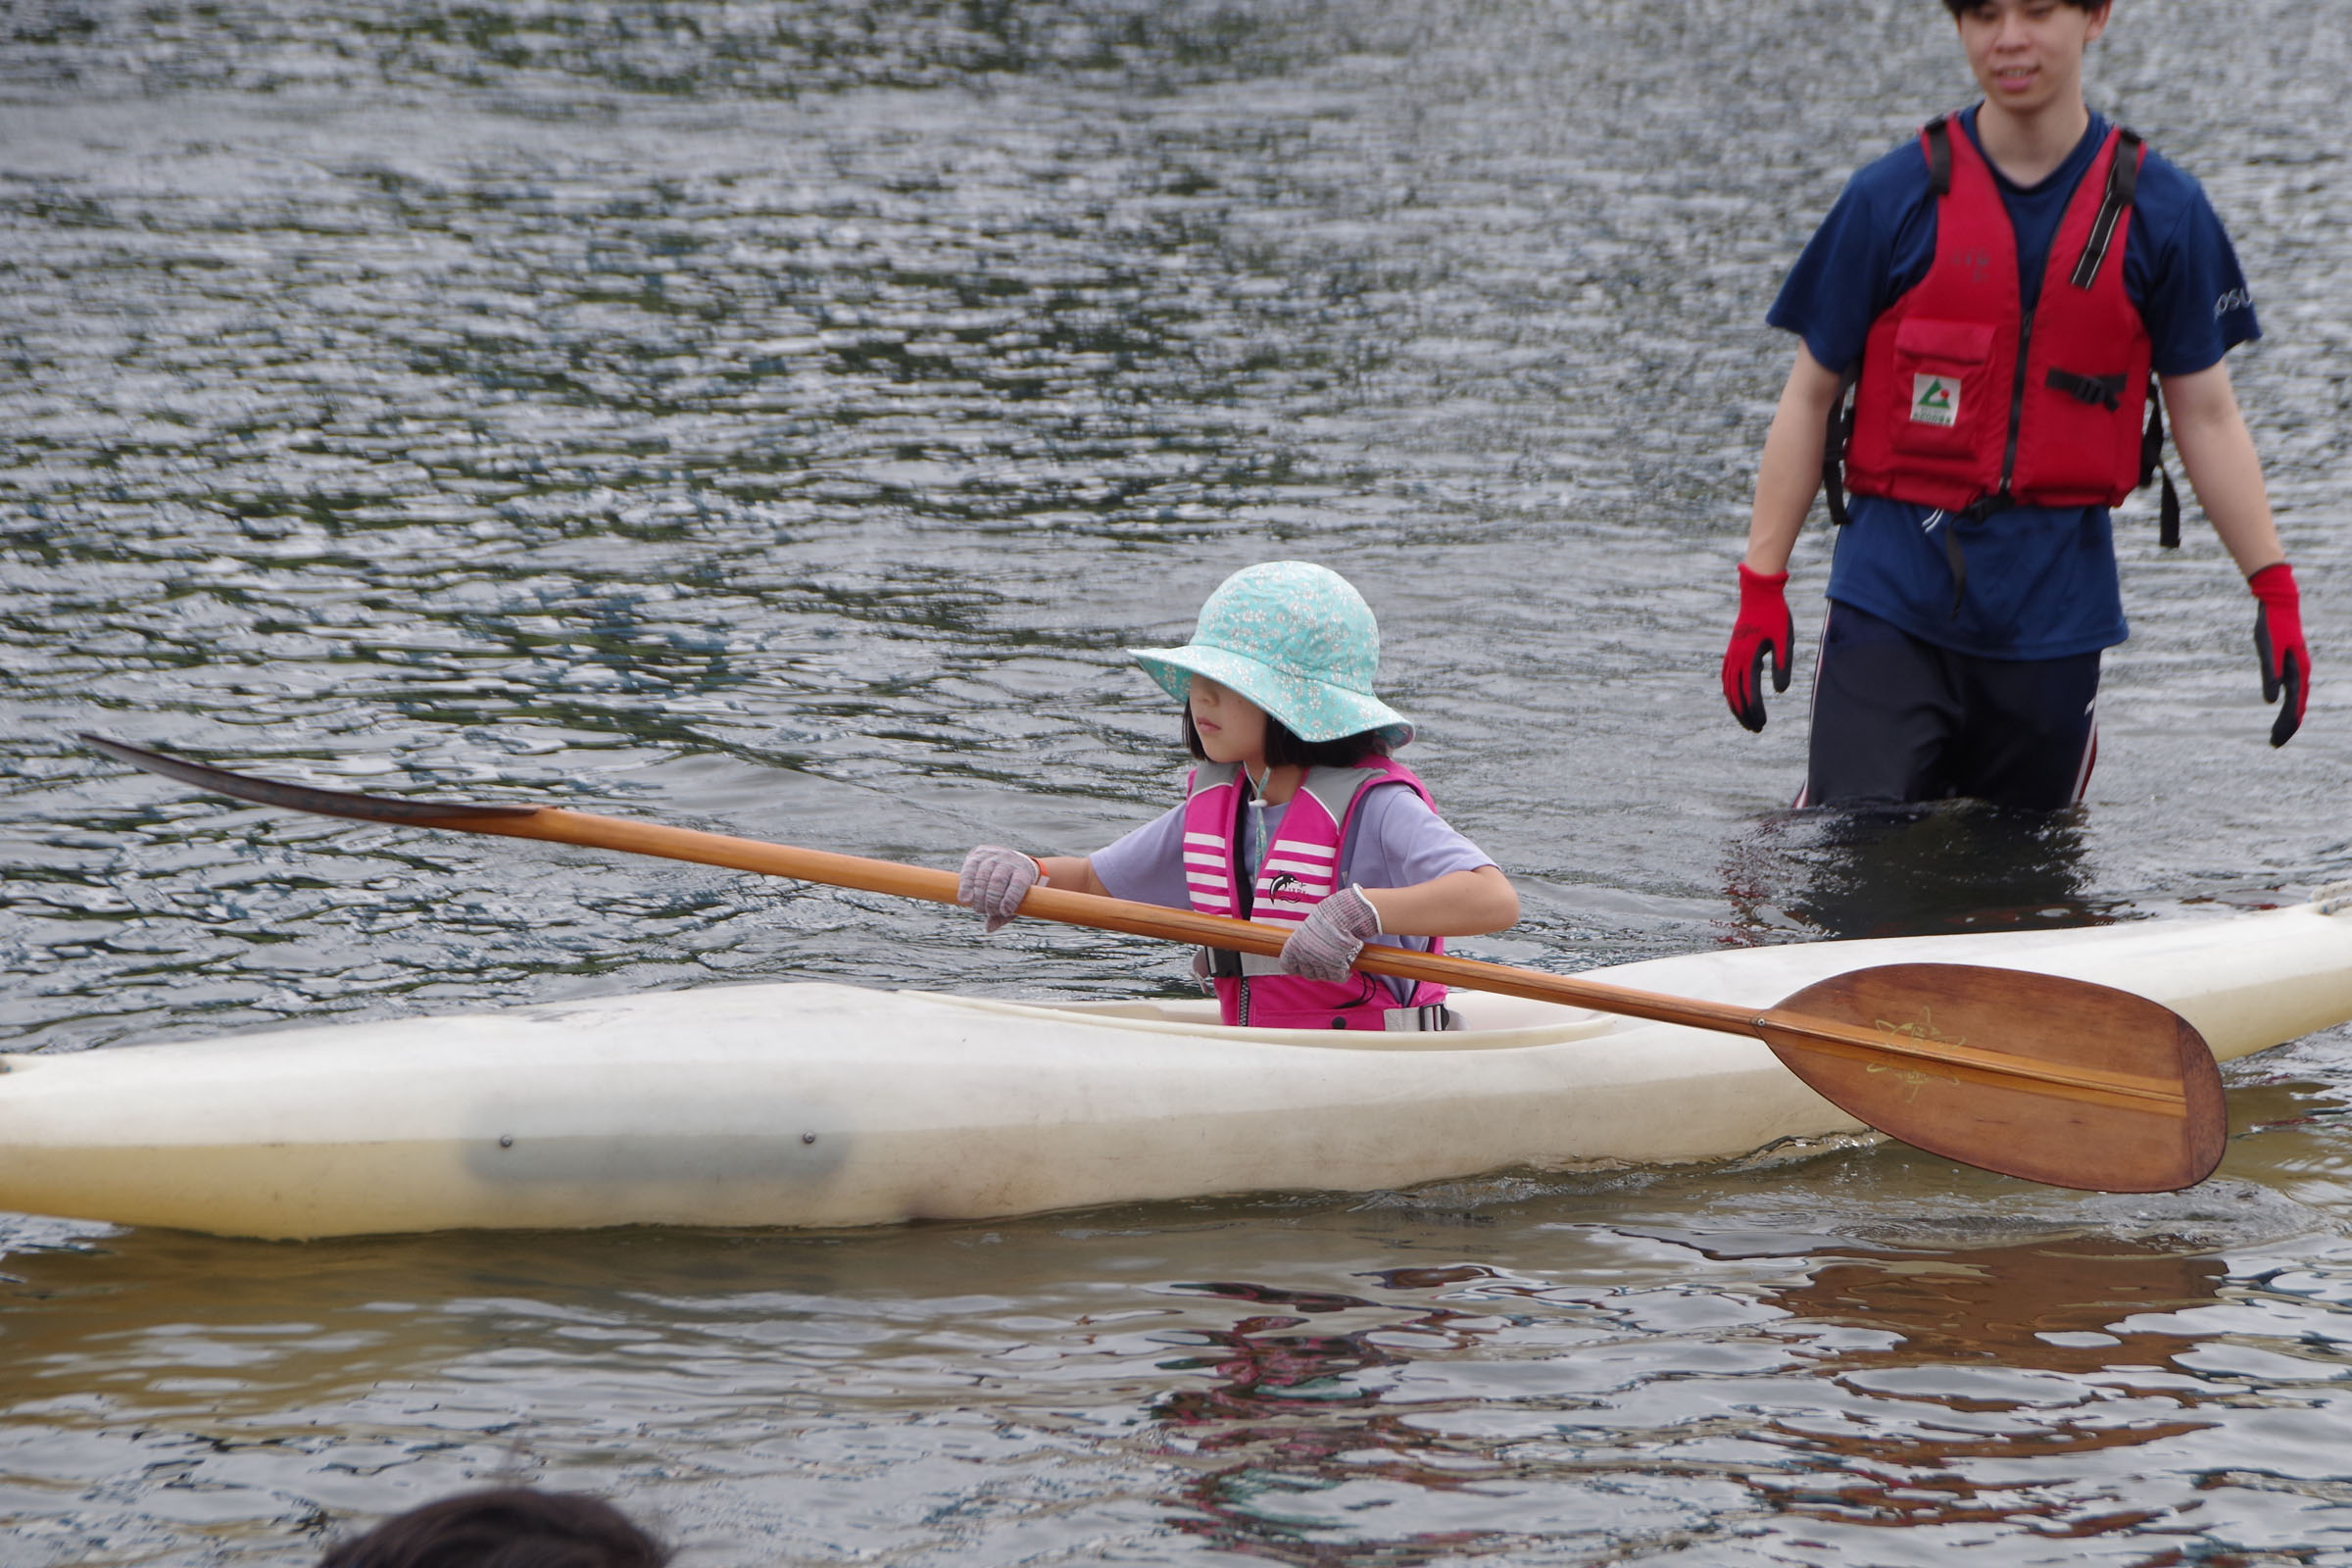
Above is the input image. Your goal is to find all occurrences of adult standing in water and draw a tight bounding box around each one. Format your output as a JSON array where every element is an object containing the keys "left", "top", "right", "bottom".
[{"left": 1720, "top": 0, "right": 2310, "bottom": 808}]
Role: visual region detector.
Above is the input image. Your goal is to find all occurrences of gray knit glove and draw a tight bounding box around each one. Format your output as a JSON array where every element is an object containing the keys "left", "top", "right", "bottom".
[
  {"left": 1278, "top": 885, "right": 1382, "bottom": 982},
  {"left": 958, "top": 845, "right": 1041, "bottom": 933}
]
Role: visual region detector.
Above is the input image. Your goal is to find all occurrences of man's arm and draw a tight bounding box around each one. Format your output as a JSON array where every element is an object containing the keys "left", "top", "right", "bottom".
[
  {"left": 1721, "top": 343, "right": 1844, "bottom": 730},
  {"left": 2161, "top": 360, "right": 2282, "bottom": 574},
  {"left": 1742, "top": 342, "right": 1846, "bottom": 572},
  {"left": 2162, "top": 360, "right": 2309, "bottom": 746}
]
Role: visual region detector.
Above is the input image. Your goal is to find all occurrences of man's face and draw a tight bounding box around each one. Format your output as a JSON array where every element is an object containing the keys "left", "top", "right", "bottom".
[{"left": 1955, "top": 0, "right": 2111, "bottom": 119}]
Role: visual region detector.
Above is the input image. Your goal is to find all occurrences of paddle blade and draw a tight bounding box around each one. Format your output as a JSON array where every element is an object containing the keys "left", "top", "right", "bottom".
[
  {"left": 83, "top": 734, "right": 538, "bottom": 826},
  {"left": 1757, "top": 963, "right": 2226, "bottom": 1193}
]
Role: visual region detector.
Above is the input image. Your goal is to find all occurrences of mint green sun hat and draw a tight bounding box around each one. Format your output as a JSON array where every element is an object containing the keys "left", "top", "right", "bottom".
[{"left": 1129, "top": 562, "right": 1414, "bottom": 748}]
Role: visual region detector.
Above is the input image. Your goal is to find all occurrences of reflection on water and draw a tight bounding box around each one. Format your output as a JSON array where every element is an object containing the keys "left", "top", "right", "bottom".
[
  {"left": 1125, "top": 1231, "right": 2284, "bottom": 1565},
  {"left": 1770, "top": 1235, "right": 2225, "bottom": 1376},
  {"left": 8, "top": 0, "right": 2352, "bottom": 1561},
  {"left": 1718, "top": 802, "right": 2111, "bottom": 942},
  {"left": 1751, "top": 1238, "right": 2231, "bottom": 1541},
  {"left": 6, "top": 1180, "right": 2352, "bottom": 1563}
]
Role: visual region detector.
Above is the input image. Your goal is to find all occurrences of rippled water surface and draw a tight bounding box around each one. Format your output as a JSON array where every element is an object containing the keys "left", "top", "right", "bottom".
[{"left": 7, "top": 0, "right": 2352, "bottom": 1562}]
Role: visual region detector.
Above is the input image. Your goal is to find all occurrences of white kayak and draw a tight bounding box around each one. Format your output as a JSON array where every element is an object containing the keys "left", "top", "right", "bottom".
[{"left": 6, "top": 893, "right": 2352, "bottom": 1240}]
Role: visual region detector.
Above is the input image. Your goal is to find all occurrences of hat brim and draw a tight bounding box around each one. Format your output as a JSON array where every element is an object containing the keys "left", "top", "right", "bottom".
[{"left": 1129, "top": 643, "right": 1413, "bottom": 749}]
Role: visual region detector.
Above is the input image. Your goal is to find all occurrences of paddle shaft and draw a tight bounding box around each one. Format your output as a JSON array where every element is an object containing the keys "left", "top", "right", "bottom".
[
  {"left": 451, "top": 804, "right": 1745, "bottom": 1027},
  {"left": 455, "top": 806, "right": 2184, "bottom": 1107}
]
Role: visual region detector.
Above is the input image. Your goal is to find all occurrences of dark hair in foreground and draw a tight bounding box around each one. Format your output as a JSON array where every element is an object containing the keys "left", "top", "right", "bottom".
[
  {"left": 1182, "top": 709, "right": 1389, "bottom": 769},
  {"left": 1941, "top": 0, "right": 2108, "bottom": 15},
  {"left": 318, "top": 1489, "right": 670, "bottom": 1568}
]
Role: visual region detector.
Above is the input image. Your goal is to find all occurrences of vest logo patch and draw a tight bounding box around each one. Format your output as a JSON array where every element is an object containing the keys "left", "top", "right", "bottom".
[{"left": 1910, "top": 374, "right": 1960, "bottom": 427}]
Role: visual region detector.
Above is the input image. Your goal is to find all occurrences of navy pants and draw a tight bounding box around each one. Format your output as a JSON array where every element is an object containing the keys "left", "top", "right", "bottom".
[{"left": 1799, "top": 602, "right": 2101, "bottom": 811}]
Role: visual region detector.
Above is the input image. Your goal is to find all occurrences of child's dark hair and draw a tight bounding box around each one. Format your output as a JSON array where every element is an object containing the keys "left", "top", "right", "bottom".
[
  {"left": 1941, "top": 0, "right": 2107, "bottom": 14},
  {"left": 1182, "top": 710, "right": 1389, "bottom": 768}
]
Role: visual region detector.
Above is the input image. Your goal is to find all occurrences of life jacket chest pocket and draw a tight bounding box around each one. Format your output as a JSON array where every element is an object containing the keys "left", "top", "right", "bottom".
[{"left": 1884, "top": 318, "right": 1996, "bottom": 459}]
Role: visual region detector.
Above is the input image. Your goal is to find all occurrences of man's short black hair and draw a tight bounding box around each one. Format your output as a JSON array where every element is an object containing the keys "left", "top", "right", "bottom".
[
  {"left": 1181, "top": 709, "right": 1389, "bottom": 768},
  {"left": 1941, "top": 0, "right": 2109, "bottom": 15}
]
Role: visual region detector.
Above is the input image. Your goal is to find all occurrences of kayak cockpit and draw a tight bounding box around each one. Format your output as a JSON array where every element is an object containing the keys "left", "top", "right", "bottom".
[{"left": 910, "top": 988, "right": 1623, "bottom": 1050}]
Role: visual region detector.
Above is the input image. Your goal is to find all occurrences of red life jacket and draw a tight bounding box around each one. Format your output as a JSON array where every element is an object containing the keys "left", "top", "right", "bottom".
[
  {"left": 1182, "top": 758, "right": 1451, "bottom": 1031},
  {"left": 1838, "top": 117, "right": 2174, "bottom": 541}
]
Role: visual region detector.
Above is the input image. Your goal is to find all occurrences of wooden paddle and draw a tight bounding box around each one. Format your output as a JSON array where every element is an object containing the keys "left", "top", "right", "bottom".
[{"left": 81, "top": 733, "right": 2226, "bottom": 1194}]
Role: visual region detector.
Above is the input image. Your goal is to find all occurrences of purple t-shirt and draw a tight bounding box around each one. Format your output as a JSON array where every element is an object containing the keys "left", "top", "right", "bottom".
[{"left": 1090, "top": 779, "right": 1497, "bottom": 1000}]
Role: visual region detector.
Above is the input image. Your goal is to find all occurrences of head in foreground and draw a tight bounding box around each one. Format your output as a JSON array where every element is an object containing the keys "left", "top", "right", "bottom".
[{"left": 317, "top": 1488, "right": 670, "bottom": 1568}]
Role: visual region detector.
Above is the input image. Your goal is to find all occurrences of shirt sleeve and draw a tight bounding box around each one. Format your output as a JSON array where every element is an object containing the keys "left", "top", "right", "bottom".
[
  {"left": 2127, "top": 151, "right": 2262, "bottom": 376},
  {"left": 1767, "top": 140, "right": 1938, "bottom": 375},
  {"left": 1343, "top": 786, "right": 1496, "bottom": 890},
  {"left": 1088, "top": 802, "right": 1194, "bottom": 909}
]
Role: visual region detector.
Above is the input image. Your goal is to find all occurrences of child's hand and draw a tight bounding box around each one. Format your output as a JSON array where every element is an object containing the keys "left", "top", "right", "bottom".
[
  {"left": 1278, "top": 886, "right": 1382, "bottom": 982},
  {"left": 958, "top": 845, "right": 1042, "bottom": 932}
]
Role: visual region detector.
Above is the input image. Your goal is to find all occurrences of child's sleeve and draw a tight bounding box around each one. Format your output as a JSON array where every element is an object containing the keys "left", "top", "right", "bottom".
[
  {"left": 1089, "top": 802, "right": 1194, "bottom": 909},
  {"left": 1350, "top": 788, "right": 1497, "bottom": 889}
]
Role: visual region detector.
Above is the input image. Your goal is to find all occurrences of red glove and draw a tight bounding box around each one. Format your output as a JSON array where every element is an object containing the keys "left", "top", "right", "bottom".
[
  {"left": 1721, "top": 564, "right": 1793, "bottom": 732},
  {"left": 2249, "top": 562, "right": 2310, "bottom": 748}
]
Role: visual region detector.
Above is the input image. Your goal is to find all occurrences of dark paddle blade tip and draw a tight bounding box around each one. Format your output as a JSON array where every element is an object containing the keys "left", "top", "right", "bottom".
[{"left": 80, "top": 733, "right": 541, "bottom": 825}]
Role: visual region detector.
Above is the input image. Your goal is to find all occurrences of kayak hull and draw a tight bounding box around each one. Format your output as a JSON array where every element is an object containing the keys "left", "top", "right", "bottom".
[{"left": 5, "top": 900, "right": 2350, "bottom": 1239}]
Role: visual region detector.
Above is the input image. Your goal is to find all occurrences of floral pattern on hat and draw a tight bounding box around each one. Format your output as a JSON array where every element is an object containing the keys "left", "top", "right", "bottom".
[{"left": 1128, "top": 562, "right": 1413, "bottom": 747}]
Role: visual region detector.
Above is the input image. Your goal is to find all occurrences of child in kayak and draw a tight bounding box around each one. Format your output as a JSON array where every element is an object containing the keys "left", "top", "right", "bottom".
[{"left": 956, "top": 561, "right": 1518, "bottom": 1030}]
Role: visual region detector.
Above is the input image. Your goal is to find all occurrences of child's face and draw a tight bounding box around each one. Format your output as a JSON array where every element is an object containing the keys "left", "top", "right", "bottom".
[
  {"left": 1188, "top": 676, "right": 1270, "bottom": 768},
  {"left": 1955, "top": 0, "right": 2109, "bottom": 118}
]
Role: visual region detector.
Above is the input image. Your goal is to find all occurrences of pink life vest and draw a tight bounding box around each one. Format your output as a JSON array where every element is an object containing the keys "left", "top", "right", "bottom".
[{"left": 1181, "top": 758, "right": 1451, "bottom": 1031}]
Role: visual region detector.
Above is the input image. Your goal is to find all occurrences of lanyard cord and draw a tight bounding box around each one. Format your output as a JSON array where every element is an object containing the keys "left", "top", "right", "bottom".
[{"left": 1242, "top": 764, "right": 1270, "bottom": 885}]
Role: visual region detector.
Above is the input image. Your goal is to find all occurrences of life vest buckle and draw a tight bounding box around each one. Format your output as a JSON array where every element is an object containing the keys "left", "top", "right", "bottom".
[
  {"left": 2047, "top": 368, "right": 2126, "bottom": 412},
  {"left": 1199, "top": 946, "right": 1246, "bottom": 980}
]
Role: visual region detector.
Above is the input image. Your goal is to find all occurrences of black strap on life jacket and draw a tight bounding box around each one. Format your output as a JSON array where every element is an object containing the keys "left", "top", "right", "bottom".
[
  {"left": 2045, "top": 368, "right": 2127, "bottom": 411},
  {"left": 2141, "top": 374, "right": 2180, "bottom": 547},
  {"left": 1822, "top": 368, "right": 1859, "bottom": 528},
  {"left": 1924, "top": 115, "right": 1953, "bottom": 196},
  {"left": 2100, "top": 128, "right": 2176, "bottom": 546},
  {"left": 2071, "top": 126, "right": 2140, "bottom": 288},
  {"left": 1939, "top": 518, "right": 1971, "bottom": 616},
  {"left": 2063, "top": 124, "right": 2177, "bottom": 546}
]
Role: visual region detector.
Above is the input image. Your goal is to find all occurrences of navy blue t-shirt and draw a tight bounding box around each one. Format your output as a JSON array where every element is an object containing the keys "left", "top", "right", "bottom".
[{"left": 1768, "top": 106, "right": 2261, "bottom": 659}]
